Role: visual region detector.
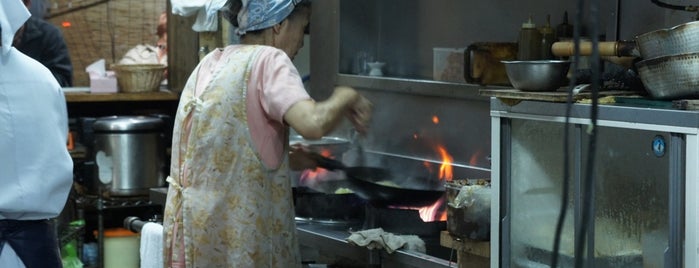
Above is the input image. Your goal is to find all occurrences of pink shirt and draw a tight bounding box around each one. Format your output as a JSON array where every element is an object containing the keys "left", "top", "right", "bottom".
[{"left": 245, "top": 46, "right": 311, "bottom": 169}]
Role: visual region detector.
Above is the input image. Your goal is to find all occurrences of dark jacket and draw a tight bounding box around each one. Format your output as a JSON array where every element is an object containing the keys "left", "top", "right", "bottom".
[{"left": 16, "top": 17, "right": 73, "bottom": 87}]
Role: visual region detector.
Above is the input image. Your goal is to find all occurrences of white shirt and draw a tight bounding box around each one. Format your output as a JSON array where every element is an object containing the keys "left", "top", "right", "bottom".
[
  {"left": 0, "top": 46, "right": 73, "bottom": 220},
  {"left": 0, "top": 46, "right": 74, "bottom": 267}
]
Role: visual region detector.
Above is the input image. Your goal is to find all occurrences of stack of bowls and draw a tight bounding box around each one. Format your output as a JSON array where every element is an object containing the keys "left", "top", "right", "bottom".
[{"left": 635, "top": 20, "right": 699, "bottom": 100}]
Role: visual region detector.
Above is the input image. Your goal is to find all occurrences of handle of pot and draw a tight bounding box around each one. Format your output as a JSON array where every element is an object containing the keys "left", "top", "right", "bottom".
[
  {"left": 551, "top": 41, "right": 637, "bottom": 57},
  {"left": 312, "top": 153, "right": 347, "bottom": 171},
  {"left": 463, "top": 44, "right": 480, "bottom": 84}
]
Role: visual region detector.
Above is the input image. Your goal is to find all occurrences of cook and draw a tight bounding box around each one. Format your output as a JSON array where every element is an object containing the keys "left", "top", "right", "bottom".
[
  {"left": 0, "top": 0, "right": 74, "bottom": 267},
  {"left": 162, "top": 0, "right": 373, "bottom": 267}
]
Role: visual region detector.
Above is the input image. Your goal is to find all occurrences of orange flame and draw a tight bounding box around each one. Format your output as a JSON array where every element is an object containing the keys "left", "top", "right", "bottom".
[
  {"left": 469, "top": 149, "right": 484, "bottom": 166},
  {"left": 418, "top": 198, "right": 447, "bottom": 222},
  {"left": 298, "top": 149, "right": 335, "bottom": 186},
  {"left": 415, "top": 145, "right": 454, "bottom": 221},
  {"left": 432, "top": 116, "right": 440, "bottom": 124},
  {"left": 437, "top": 146, "right": 453, "bottom": 181}
]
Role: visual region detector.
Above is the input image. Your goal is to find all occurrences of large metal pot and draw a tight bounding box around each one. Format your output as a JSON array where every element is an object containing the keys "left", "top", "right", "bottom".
[{"left": 92, "top": 116, "right": 166, "bottom": 196}]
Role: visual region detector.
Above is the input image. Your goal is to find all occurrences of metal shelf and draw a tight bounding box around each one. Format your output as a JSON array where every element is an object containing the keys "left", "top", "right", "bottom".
[{"left": 337, "top": 74, "right": 504, "bottom": 101}]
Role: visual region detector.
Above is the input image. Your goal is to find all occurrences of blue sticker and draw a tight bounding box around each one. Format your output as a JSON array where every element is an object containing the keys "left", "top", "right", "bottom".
[{"left": 652, "top": 135, "right": 665, "bottom": 157}]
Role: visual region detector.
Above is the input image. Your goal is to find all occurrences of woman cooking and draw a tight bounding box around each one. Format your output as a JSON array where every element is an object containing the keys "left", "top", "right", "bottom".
[{"left": 162, "top": 0, "right": 373, "bottom": 267}]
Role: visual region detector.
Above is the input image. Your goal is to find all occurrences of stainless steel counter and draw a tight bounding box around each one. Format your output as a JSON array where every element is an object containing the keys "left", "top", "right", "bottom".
[{"left": 296, "top": 222, "right": 455, "bottom": 268}]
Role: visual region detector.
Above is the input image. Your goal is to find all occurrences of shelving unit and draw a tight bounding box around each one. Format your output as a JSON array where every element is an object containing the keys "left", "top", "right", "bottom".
[
  {"left": 337, "top": 74, "right": 497, "bottom": 101},
  {"left": 76, "top": 194, "right": 160, "bottom": 268},
  {"left": 64, "top": 88, "right": 176, "bottom": 268},
  {"left": 65, "top": 90, "right": 179, "bottom": 103}
]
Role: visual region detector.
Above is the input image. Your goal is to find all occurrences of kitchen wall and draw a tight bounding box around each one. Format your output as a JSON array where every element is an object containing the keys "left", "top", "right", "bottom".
[
  {"left": 309, "top": 0, "right": 698, "bottom": 177},
  {"left": 44, "top": 0, "right": 167, "bottom": 87}
]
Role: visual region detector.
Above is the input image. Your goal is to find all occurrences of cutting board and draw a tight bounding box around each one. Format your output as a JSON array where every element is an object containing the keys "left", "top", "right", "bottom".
[{"left": 479, "top": 88, "right": 639, "bottom": 103}]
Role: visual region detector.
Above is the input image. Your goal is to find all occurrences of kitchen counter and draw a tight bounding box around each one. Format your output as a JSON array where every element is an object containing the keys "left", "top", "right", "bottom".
[{"left": 296, "top": 222, "right": 455, "bottom": 268}]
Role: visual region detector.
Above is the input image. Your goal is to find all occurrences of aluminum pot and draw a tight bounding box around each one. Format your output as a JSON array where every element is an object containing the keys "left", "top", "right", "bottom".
[
  {"left": 92, "top": 116, "right": 166, "bottom": 196},
  {"left": 636, "top": 52, "right": 699, "bottom": 99}
]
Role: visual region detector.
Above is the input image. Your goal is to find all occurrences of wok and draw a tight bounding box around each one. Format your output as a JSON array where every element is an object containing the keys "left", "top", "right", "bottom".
[{"left": 314, "top": 155, "right": 445, "bottom": 207}]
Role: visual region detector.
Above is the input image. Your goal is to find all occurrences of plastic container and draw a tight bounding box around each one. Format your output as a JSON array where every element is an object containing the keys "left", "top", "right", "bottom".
[
  {"left": 99, "top": 228, "right": 140, "bottom": 268},
  {"left": 433, "top": 47, "right": 466, "bottom": 83},
  {"left": 517, "top": 15, "right": 542, "bottom": 60}
]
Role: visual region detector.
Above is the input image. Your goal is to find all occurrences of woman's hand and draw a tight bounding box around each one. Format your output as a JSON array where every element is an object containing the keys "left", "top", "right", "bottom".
[{"left": 347, "top": 95, "right": 373, "bottom": 134}]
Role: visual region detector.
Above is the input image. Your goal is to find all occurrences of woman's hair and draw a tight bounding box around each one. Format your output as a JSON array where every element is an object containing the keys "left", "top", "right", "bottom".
[{"left": 222, "top": 0, "right": 310, "bottom": 34}]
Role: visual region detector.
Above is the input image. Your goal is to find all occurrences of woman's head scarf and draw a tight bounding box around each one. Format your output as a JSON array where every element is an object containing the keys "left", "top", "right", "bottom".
[
  {"left": 0, "top": 0, "right": 30, "bottom": 55},
  {"left": 235, "top": 0, "right": 306, "bottom": 35}
]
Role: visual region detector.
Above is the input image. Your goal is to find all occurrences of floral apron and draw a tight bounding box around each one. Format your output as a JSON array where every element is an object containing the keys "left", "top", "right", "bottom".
[{"left": 162, "top": 45, "right": 301, "bottom": 268}]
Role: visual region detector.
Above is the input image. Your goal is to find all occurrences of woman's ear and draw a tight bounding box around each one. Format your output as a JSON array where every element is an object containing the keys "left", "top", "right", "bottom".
[{"left": 273, "top": 19, "right": 289, "bottom": 35}]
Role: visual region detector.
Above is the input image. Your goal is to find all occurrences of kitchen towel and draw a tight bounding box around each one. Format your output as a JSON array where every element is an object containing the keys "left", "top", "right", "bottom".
[
  {"left": 347, "top": 228, "right": 426, "bottom": 254},
  {"left": 139, "top": 222, "right": 164, "bottom": 268},
  {"left": 170, "top": 0, "right": 227, "bottom": 32}
]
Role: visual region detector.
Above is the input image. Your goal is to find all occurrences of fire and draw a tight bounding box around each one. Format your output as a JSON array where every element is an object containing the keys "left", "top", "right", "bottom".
[
  {"left": 416, "top": 145, "right": 454, "bottom": 222},
  {"left": 432, "top": 116, "right": 440, "bottom": 124},
  {"left": 437, "top": 146, "right": 453, "bottom": 181},
  {"left": 298, "top": 149, "right": 334, "bottom": 187},
  {"left": 469, "top": 149, "right": 485, "bottom": 166},
  {"left": 418, "top": 199, "right": 447, "bottom": 222}
]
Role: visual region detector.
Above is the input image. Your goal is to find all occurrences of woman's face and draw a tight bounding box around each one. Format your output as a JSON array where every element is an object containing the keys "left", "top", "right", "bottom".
[{"left": 276, "top": 9, "right": 310, "bottom": 60}]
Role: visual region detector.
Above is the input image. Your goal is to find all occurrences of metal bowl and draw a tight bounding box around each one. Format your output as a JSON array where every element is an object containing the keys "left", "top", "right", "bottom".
[
  {"left": 635, "top": 20, "right": 699, "bottom": 59},
  {"left": 636, "top": 52, "right": 699, "bottom": 100},
  {"left": 501, "top": 60, "right": 571, "bottom": 91}
]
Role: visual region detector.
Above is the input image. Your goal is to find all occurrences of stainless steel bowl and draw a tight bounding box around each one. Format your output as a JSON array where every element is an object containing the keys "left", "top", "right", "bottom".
[
  {"left": 635, "top": 20, "right": 699, "bottom": 59},
  {"left": 636, "top": 52, "right": 699, "bottom": 100},
  {"left": 502, "top": 60, "right": 571, "bottom": 91}
]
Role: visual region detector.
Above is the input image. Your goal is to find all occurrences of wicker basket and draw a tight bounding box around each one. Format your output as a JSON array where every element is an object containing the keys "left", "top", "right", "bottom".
[{"left": 113, "top": 64, "right": 166, "bottom": 93}]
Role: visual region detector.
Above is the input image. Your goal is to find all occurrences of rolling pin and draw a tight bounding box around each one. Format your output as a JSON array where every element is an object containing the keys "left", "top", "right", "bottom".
[{"left": 551, "top": 40, "right": 639, "bottom": 57}]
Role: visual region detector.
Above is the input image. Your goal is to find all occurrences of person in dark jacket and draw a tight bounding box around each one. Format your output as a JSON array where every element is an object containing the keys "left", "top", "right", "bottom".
[{"left": 13, "top": 0, "right": 73, "bottom": 87}]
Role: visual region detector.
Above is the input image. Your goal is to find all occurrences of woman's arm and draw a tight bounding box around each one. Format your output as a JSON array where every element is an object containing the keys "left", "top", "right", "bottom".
[{"left": 284, "top": 86, "right": 372, "bottom": 140}]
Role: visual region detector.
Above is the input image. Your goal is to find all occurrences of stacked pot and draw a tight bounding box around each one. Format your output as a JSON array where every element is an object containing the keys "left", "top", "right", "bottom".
[{"left": 634, "top": 20, "right": 699, "bottom": 100}]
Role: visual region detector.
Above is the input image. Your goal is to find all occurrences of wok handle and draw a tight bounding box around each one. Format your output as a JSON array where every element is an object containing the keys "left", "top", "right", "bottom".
[
  {"left": 312, "top": 153, "right": 347, "bottom": 171},
  {"left": 551, "top": 41, "right": 638, "bottom": 57}
]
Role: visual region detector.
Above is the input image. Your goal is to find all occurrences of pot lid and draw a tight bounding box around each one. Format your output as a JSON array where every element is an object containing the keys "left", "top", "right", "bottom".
[{"left": 93, "top": 116, "right": 164, "bottom": 132}]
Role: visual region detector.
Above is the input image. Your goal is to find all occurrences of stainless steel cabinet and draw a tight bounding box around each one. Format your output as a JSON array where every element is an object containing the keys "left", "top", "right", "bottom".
[{"left": 490, "top": 98, "right": 699, "bottom": 267}]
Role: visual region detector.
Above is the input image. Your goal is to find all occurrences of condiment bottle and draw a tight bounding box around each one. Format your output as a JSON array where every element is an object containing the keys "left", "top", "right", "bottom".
[
  {"left": 517, "top": 15, "right": 542, "bottom": 60},
  {"left": 556, "top": 11, "right": 574, "bottom": 40},
  {"left": 540, "top": 14, "right": 555, "bottom": 59}
]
